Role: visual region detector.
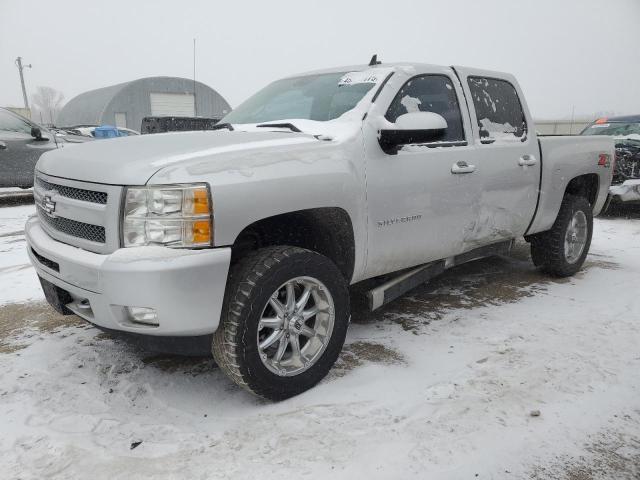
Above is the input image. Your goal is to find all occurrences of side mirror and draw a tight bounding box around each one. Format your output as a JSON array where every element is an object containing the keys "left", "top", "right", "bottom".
[
  {"left": 31, "top": 126, "right": 45, "bottom": 141},
  {"left": 379, "top": 112, "right": 447, "bottom": 153}
]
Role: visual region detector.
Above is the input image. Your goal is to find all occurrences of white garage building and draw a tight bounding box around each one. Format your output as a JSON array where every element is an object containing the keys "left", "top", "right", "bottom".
[{"left": 57, "top": 76, "right": 231, "bottom": 131}]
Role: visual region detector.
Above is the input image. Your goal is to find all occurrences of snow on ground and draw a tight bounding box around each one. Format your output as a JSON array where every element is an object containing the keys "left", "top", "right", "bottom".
[
  {"left": 0, "top": 202, "right": 639, "bottom": 479},
  {"left": 0, "top": 188, "right": 32, "bottom": 194},
  {"left": 0, "top": 203, "right": 42, "bottom": 305}
]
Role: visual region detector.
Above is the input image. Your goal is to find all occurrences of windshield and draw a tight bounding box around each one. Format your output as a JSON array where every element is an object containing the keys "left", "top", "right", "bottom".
[
  {"left": 581, "top": 121, "right": 640, "bottom": 137},
  {"left": 221, "top": 71, "right": 378, "bottom": 125}
]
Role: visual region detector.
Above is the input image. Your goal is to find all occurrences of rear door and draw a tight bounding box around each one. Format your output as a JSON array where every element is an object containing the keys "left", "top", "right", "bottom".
[
  {"left": 0, "top": 109, "right": 57, "bottom": 188},
  {"left": 454, "top": 68, "right": 540, "bottom": 243}
]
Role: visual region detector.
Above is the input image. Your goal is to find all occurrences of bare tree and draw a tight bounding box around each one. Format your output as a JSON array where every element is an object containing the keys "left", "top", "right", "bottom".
[{"left": 31, "top": 86, "right": 65, "bottom": 125}]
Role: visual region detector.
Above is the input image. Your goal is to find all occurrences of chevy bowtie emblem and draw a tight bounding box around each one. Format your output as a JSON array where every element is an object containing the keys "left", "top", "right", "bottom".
[{"left": 42, "top": 195, "right": 56, "bottom": 216}]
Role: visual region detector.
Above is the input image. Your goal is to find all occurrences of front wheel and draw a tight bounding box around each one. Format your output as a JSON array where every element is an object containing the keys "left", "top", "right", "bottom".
[
  {"left": 529, "top": 194, "right": 593, "bottom": 277},
  {"left": 213, "top": 246, "right": 350, "bottom": 401}
]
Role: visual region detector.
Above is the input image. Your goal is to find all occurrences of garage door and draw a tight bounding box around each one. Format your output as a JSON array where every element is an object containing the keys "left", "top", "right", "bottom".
[
  {"left": 114, "top": 112, "right": 127, "bottom": 128},
  {"left": 149, "top": 93, "right": 195, "bottom": 117}
]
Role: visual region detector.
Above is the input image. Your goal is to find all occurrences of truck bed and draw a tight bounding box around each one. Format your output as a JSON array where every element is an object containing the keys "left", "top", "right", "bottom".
[{"left": 527, "top": 135, "right": 614, "bottom": 235}]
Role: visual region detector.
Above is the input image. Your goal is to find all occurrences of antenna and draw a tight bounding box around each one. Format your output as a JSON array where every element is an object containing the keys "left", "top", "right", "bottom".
[
  {"left": 193, "top": 38, "right": 197, "bottom": 117},
  {"left": 369, "top": 54, "right": 381, "bottom": 66}
]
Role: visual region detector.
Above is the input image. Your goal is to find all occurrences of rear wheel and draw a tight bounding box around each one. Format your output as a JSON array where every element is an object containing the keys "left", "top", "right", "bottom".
[
  {"left": 213, "top": 246, "right": 350, "bottom": 400},
  {"left": 529, "top": 194, "right": 593, "bottom": 277}
]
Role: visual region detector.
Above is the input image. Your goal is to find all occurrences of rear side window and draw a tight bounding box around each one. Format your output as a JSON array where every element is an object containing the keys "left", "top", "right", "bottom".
[
  {"left": 467, "top": 77, "right": 527, "bottom": 143},
  {"left": 385, "top": 75, "right": 465, "bottom": 143}
]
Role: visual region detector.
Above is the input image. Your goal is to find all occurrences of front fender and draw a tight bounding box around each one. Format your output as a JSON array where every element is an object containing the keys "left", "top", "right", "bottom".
[{"left": 148, "top": 134, "right": 368, "bottom": 280}]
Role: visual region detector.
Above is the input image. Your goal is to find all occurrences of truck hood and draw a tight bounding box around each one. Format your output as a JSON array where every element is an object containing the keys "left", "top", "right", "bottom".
[{"left": 36, "top": 130, "right": 318, "bottom": 185}]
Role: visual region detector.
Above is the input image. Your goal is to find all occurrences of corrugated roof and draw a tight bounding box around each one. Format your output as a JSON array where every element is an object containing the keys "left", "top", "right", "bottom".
[
  {"left": 57, "top": 77, "right": 230, "bottom": 128},
  {"left": 57, "top": 81, "right": 130, "bottom": 126}
]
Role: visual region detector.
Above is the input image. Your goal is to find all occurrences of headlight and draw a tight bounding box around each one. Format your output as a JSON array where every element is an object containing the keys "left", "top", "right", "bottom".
[{"left": 122, "top": 184, "right": 213, "bottom": 248}]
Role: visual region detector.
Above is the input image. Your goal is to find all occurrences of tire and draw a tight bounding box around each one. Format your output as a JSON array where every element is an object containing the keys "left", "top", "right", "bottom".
[
  {"left": 213, "top": 246, "right": 350, "bottom": 401},
  {"left": 529, "top": 194, "right": 593, "bottom": 277}
]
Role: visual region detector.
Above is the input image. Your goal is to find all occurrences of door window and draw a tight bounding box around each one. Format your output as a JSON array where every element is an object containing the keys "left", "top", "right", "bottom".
[
  {"left": 385, "top": 75, "right": 465, "bottom": 143},
  {"left": 0, "top": 109, "right": 33, "bottom": 135},
  {"left": 467, "top": 77, "right": 527, "bottom": 143}
]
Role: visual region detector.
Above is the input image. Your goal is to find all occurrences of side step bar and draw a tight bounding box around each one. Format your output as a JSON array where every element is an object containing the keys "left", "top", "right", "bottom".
[
  {"left": 368, "top": 261, "right": 445, "bottom": 310},
  {"left": 448, "top": 239, "right": 513, "bottom": 267},
  {"left": 367, "top": 240, "right": 513, "bottom": 311}
]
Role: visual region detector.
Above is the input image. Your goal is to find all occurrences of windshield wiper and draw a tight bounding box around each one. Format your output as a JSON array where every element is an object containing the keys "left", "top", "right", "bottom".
[
  {"left": 211, "top": 123, "right": 234, "bottom": 131},
  {"left": 256, "top": 123, "right": 302, "bottom": 133}
]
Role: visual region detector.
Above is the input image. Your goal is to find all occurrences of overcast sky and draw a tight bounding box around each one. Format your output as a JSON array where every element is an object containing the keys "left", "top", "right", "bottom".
[{"left": 1, "top": 0, "right": 639, "bottom": 120}]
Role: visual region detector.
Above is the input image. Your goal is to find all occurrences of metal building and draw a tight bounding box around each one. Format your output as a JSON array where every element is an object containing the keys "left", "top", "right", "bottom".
[{"left": 57, "top": 76, "right": 231, "bottom": 131}]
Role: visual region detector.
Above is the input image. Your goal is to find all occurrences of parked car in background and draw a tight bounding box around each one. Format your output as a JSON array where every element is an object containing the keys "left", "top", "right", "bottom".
[
  {"left": 93, "top": 125, "right": 142, "bottom": 139},
  {"left": 48, "top": 127, "right": 95, "bottom": 144},
  {"left": 61, "top": 125, "right": 140, "bottom": 138},
  {"left": 0, "top": 107, "right": 61, "bottom": 188},
  {"left": 140, "top": 116, "right": 221, "bottom": 134},
  {"left": 113, "top": 127, "right": 140, "bottom": 137},
  {"left": 27, "top": 61, "right": 613, "bottom": 400},
  {"left": 581, "top": 115, "right": 640, "bottom": 209},
  {"left": 62, "top": 125, "right": 98, "bottom": 137}
]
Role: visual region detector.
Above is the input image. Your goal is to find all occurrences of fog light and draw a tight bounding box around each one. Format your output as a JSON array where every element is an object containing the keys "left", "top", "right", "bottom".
[{"left": 127, "top": 306, "right": 159, "bottom": 326}]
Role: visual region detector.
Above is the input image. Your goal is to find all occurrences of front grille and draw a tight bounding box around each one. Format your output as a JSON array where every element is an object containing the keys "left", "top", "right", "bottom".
[
  {"left": 31, "top": 248, "right": 60, "bottom": 272},
  {"left": 36, "top": 177, "right": 107, "bottom": 204},
  {"left": 37, "top": 207, "right": 106, "bottom": 243}
]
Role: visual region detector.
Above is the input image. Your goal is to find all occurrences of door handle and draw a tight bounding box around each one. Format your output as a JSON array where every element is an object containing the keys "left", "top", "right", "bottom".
[
  {"left": 518, "top": 154, "right": 537, "bottom": 166},
  {"left": 0, "top": 141, "right": 7, "bottom": 150},
  {"left": 451, "top": 160, "right": 476, "bottom": 174}
]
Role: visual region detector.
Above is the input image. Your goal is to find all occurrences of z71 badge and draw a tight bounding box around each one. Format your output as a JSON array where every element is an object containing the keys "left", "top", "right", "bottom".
[{"left": 597, "top": 153, "right": 612, "bottom": 168}]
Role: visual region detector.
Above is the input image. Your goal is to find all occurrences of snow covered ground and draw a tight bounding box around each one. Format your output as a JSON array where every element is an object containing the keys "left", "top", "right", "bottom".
[
  {"left": 0, "top": 202, "right": 639, "bottom": 479},
  {"left": 0, "top": 203, "right": 41, "bottom": 306}
]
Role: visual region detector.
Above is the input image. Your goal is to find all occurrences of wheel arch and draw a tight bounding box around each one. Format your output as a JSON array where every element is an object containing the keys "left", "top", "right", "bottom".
[
  {"left": 526, "top": 172, "right": 600, "bottom": 237},
  {"left": 564, "top": 173, "right": 599, "bottom": 207},
  {"left": 229, "top": 207, "right": 356, "bottom": 282}
]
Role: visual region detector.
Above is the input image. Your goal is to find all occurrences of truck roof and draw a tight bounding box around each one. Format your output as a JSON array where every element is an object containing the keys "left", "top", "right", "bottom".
[{"left": 289, "top": 62, "right": 510, "bottom": 81}]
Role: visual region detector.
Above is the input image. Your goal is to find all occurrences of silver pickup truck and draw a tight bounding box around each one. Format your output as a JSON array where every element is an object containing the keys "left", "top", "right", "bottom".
[{"left": 27, "top": 61, "right": 614, "bottom": 400}]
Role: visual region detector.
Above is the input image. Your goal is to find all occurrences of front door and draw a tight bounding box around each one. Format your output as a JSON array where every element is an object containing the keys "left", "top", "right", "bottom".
[{"left": 362, "top": 68, "right": 483, "bottom": 278}]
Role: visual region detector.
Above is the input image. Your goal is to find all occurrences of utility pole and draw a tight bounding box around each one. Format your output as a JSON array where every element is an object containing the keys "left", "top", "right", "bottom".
[
  {"left": 193, "top": 38, "right": 197, "bottom": 116},
  {"left": 15, "top": 57, "right": 32, "bottom": 109}
]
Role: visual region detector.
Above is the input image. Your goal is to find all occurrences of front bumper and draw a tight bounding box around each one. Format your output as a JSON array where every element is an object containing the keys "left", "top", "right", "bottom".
[
  {"left": 25, "top": 216, "right": 231, "bottom": 336},
  {"left": 609, "top": 179, "right": 640, "bottom": 203}
]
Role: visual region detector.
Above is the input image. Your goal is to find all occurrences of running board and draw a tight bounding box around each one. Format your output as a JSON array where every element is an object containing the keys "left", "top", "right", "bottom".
[
  {"left": 447, "top": 239, "right": 513, "bottom": 268},
  {"left": 366, "top": 240, "right": 514, "bottom": 311},
  {"left": 367, "top": 261, "right": 446, "bottom": 310}
]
